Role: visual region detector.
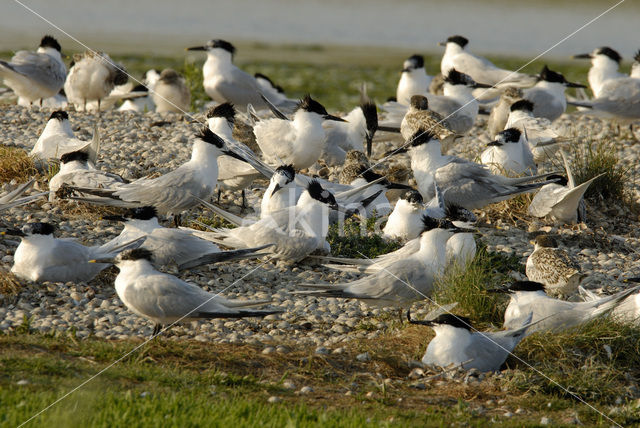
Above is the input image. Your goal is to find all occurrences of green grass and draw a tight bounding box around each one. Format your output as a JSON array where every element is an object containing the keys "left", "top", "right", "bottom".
[{"left": 326, "top": 214, "right": 401, "bottom": 258}]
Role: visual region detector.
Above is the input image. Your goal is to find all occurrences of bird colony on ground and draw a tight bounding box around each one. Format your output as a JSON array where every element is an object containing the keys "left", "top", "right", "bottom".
[{"left": 1, "top": 34, "right": 640, "bottom": 375}]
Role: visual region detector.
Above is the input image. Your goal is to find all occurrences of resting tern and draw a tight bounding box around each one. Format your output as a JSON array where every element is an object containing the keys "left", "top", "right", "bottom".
[
  {"left": 526, "top": 235, "right": 584, "bottom": 296},
  {"left": 192, "top": 180, "right": 340, "bottom": 262},
  {"left": 396, "top": 54, "right": 433, "bottom": 105},
  {"left": 30, "top": 110, "right": 100, "bottom": 162},
  {"left": 572, "top": 47, "right": 624, "bottom": 98},
  {"left": 49, "top": 150, "right": 126, "bottom": 201},
  {"left": 151, "top": 69, "right": 190, "bottom": 113},
  {"left": 480, "top": 128, "right": 536, "bottom": 175},
  {"left": 206, "top": 103, "right": 263, "bottom": 207},
  {"left": 93, "top": 248, "right": 281, "bottom": 336},
  {"left": 528, "top": 151, "right": 603, "bottom": 224},
  {"left": 187, "top": 39, "right": 288, "bottom": 112},
  {"left": 398, "top": 95, "right": 460, "bottom": 145},
  {"left": 323, "top": 101, "right": 378, "bottom": 161},
  {"left": 0, "top": 35, "right": 66, "bottom": 105},
  {"left": 495, "top": 280, "right": 640, "bottom": 334},
  {"left": 383, "top": 190, "right": 425, "bottom": 240},
  {"left": 64, "top": 51, "right": 127, "bottom": 111},
  {"left": 487, "top": 87, "right": 523, "bottom": 138},
  {"left": 382, "top": 69, "right": 491, "bottom": 134},
  {"left": 505, "top": 99, "right": 568, "bottom": 162},
  {"left": 388, "top": 131, "right": 554, "bottom": 210},
  {"left": 439, "top": 35, "right": 536, "bottom": 98},
  {"left": 68, "top": 128, "right": 251, "bottom": 220},
  {"left": 409, "top": 311, "right": 533, "bottom": 372},
  {"left": 522, "top": 66, "right": 585, "bottom": 122},
  {"left": 118, "top": 69, "right": 160, "bottom": 112},
  {"left": 261, "top": 164, "right": 299, "bottom": 219},
  {"left": 254, "top": 94, "right": 345, "bottom": 169},
  {"left": 101, "top": 206, "right": 269, "bottom": 269},
  {"left": 300, "top": 217, "right": 460, "bottom": 308},
  {"left": 3, "top": 222, "right": 144, "bottom": 283},
  {"left": 579, "top": 278, "right": 640, "bottom": 324}
]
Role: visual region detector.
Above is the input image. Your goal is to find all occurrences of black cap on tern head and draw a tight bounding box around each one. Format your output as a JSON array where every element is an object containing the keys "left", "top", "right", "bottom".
[
  {"left": 447, "top": 35, "right": 469, "bottom": 48},
  {"left": 275, "top": 164, "right": 295, "bottom": 182},
  {"left": 306, "top": 180, "right": 337, "bottom": 206},
  {"left": 207, "top": 39, "right": 236, "bottom": 55},
  {"left": 296, "top": 95, "right": 329, "bottom": 116},
  {"left": 40, "top": 35, "right": 61, "bottom": 52},
  {"left": 113, "top": 64, "right": 128, "bottom": 86},
  {"left": 403, "top": 190, "right": 423, "bottom": 204},
  {"left": 118, "top": 248, "right": 154, "bottom": 262},
  {"left": 596, "top": 47, "right": 622, "bottom": 63},
  {"left": 126, "top": 206, "right": 158, "bottom": 220},
  {"left": 498, "top": 128, "right": 521, "bottom": 143},
  {"left": 421, "top": 214, "right": 446, "bottom": 232},
  {"left": 539, "top": 65, "right": 566, "bottom": 84},
  {"left": 410, "top": 95, "right": 429, "bottom": 110},
  {"left": 403, "top": 54, "right": 424, "bottom": 71},
  {"left": 360, "top": 101, "right": 378, "bottom": 133},
  {"left": 508, "top": 280, "right": 546, "bottom": 292},
  {"left": 431, "top": 313, "right": 473, "bottom": 330},
  {"left": 545, "top": 174, "right": 568, "bottom": 186},
  {"left": 510, "top": 99, "right": 534, "bottom": 113},
  {"left": 206, "top": 102, "right": 236, "bottom": 124},
  {"left": 131, "top": 84, "right": 148, "bottom": 92},
  {"left": 196, "top": 127, "right": 225, "bottom": 148},
  {"left": 49, "top": 110, "right": 68, "bottom": 121},
  {"left": 24, "top": 222, "right": 55, "bottom": 236},
  {"left": 634, "top": 50, "right": 640, "bottom": 63},
  {"left": 254, "top": 73, "right": 285, "bottom": 93},
  {"left": 444, "top": 68, "right": 473, "bottom": 86},
  {"left": 60, "top": 150, "right": 89, "bottom": 164}
]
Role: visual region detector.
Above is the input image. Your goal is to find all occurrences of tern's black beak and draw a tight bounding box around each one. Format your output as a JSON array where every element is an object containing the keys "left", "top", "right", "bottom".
[
  {"left": 623, "top": 277, "right": 640, "bottom": 283},
  {"left": 407, "top": 309, "right": 433, "bottom": 326},
  {"left": 271, "top": 183, "right": 282, "bottom": 197},
  {"left": 386, "top": 182, "right": 413, "bottom": 190},
  {"left": 88, "top": 257, "right": 115, "bottom": 264},
  {"left": 366, "top": 133, "right": 373, "bottom": 157},
  {"left": 383, "top": 147, "right": 408, "bottom": 158},
  {"left": 472, "top": 82, "right": 493, "bottom": 89},
  {"left": 186, "top": 46, "right": 208, "bottom": 51},
  {"left": 102, "top": 215, "right": 127, "bottom": 222},
  {"left": 487, "top": 286, "right": 510, "bottom": 294},
  {"left": 487, "top": 140, "right": 503, "bottom": 147},
  {"left": 223, "top": 150, "right": 249, "bottom": 163},
  {"left": 565, "top": 81, "right": 587, "bottom": 88},
  {"left": 1, "top": 229, "right": 26, "bottom": 237},
  {"left": 323, "top": 114, "right": 347, "bottom": 122},
  {"left": 572, "top": 53, "right": 593, "bottom": 59},
  {"left": 330, "top": 202, "right": 348, "bottom": 212}
]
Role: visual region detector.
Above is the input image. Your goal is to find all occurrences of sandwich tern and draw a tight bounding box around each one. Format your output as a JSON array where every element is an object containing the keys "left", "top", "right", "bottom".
[
  {"left": 398, "top": 95, "right": 460, "bottom": 145},
  {"left": 101, "top": 206, "right": 269, "bottom": 269},
  {"left": 409, "top": 311, "right": 533, "bottom": 372},
  {"left": 526, "top": 234, "right": 584, "bottom": 296},
  {"left": 322, "top": 101, "right": 378, "bottom": 161},
  {"left": 388, "top": 131, "right": 554, "bottom": 210},
  {"left": 3, "top": 222, "right": 143, "bottom": 283},
  {"left": 480, "top": 128, "right": 536, "bottom": 175},
  {"left": 254, "top": 94, "right": 345, "bottom": 169},
  {"left": 30, "top": 110, "right": 100, "bottom": 162},
  {"left": 579, "top": 278, "right": 640, "bottom": 325},
  {"left": 67, "top": 128, "right": 251, "bottom": 221},
  {"left": 396, "top": 54, "right": 433, "bottom": 105},
  {"left": 261, "top": 164, "right": 299, "bottom": 219},
  {"left": 0, "top": 35, "right": 66, "bottom": 105},
  {"left": 572, "top": 47, "right": 624, "bottom": 98},
  {"left": 64, "top": 51, "right": 127, "bottom": 111},
  {"left": 383, "top": 190, "right": 425, "bottom": 240},
  {"left": 522, "top": 66, "right": 585, "bottom": 122},
  {"left": 495, "top": 280, "right": 640, "bottom": 334},
  {"left": 94, "top": 248, "right": 282, "bottom": 336},
  {"left": 528, "top": 151, "right": 603, "bottom": 224},
  {"left": 151, "top": 69, "right": 190, "bottom": 113},
  {"left": 439, "top": 35, "right": 536, "bottom": 97}
]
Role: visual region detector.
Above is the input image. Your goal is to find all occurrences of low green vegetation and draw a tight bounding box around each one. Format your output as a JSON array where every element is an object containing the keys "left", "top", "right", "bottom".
[{"left": 326, "top": 214, "right": 401, "bottom": 258}]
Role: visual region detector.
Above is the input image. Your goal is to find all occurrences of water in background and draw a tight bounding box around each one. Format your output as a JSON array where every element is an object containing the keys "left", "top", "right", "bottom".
[{"left": 2, "top": 0, "right": 639, "bottom": 59}]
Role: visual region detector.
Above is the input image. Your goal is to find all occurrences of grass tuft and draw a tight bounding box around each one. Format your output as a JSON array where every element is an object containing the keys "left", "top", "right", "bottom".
[
  {"left": 433, "top": 242, "right": 523, "bottom": 325},
  {"left": 327, "top": 215, "right": 401, "bottom": 259},
  {"left": 190, "top": 215, "right": 237, "bottom": 231},
  {"left": 570, "top": 137, "right": 629, "bottom": 201},
  {"left": 0, "top": 146, "right": 38, "bottom": 183},
  {"left": 180, "top": 59, "right": 208, "bottom": 112},
  {"left": 0, "top": 270, "right": 24, "bottom": 296}
]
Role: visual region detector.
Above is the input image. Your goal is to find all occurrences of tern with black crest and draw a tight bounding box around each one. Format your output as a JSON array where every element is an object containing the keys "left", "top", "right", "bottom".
[{"left": 396, "top": 54, "right": 433, "bottom": 105}]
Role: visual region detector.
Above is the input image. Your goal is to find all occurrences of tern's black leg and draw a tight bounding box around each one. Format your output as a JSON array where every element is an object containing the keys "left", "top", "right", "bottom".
[
  {"left": 241, "top": 190, "right": 247, "bottom": 210},
  {"left": 217, "top": 188, "right": 222, "bottom": 203},
  {"left": 173, "top": 214, "right": 182, "bottom": 227},
  {"left": 398, "top": 308, "right": 404, "bottom": 324},
  {"left": 152, "top": 323, "right": 162, "bottom": 337}
]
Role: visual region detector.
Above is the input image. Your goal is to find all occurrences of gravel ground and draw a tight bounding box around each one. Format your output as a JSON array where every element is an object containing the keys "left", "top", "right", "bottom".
[{"left": 1, "top": 104, "right": 639, "bottom": 348}]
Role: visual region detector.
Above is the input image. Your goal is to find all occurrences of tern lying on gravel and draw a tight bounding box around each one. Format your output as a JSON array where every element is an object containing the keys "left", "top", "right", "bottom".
[
  {"left": 92, "top": 248, "right": 283, "bottom": 336},
  {"left": 579, "top": 278, "right": 640, "bottom": 325},
  {"left": 31, "top": 110, "right": 100, "bottom": 162},
  {"left": 492, "top": 280, "right": 640, "bottom": 335},
  {"left": 102, "top": 206, "right": 272, "bottom": 270},
  {"left": 409, "top": 311, "right": 534, "bottom": 372},
  {"left": 2, "top": 222, "right": 144, "bottom": 283}
]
